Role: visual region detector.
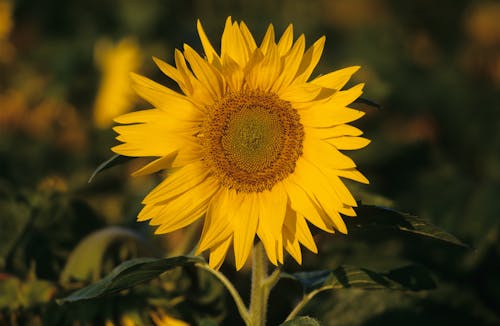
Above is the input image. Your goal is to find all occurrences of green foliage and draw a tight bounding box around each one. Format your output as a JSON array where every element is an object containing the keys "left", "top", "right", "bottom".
[
  {"left": 0, "top": 275, "right": 55, "bottom": 310},
  {"left": 280, "top": 316, "right": 321, "bottom": 326},
  {"left": 60, "top": 226, "right": 153, "bottom": 283},
  {"left": 58, "top": 256, "right": 204, "bottom": 304},
  {"left": 286, "top": 264, "right": 435, "bottom": 294},
  {"left": 88, "top": 155, "right": 132, "bottom": 183},
  {"left": 0, "top": 190, "right": 104, "bottom": 280},
  {"left": 0, "top": 200, "right": 31, "bottom": 270},
  {"left": 345, "top": 205, "right": 468, "bottom": 248}
]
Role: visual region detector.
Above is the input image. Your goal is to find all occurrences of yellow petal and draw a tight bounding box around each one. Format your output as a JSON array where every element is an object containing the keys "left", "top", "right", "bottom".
[
  {"left": 246, "top": 44, "right": 281, "bottom": 91},
  {"left": 326, "top": 136, "right": 371, "bottom": 150},
  {"left": 257, "top": 228, "right": 278, "bottom": 266},
  {"left": 114, "top": 115, "right": 199, "bottom": 135},
  {"left": 277, "top": 24, "right": 294, "bottom": 56},
  {"left": 300, "top": 106, "right": 365, "bottom": 128},
  {"left": 293, "top": 158, "right": 348, "bottom": 233},
  {"left": 260, "top": 23, "right": 276, "bottom": 55},
  {"left": 115, "top": 105, "right": 202, "bottom": 124},
  {"left": 196, "top": 19, "right": 220, "bottom": 63},
  {"left": 131, "top": 152, "right": 177, "bottom": 177},
  {"left": 152, "top": 56, "right": 183, "bottom": 87},
  {"left": 271, "top": 34, "right": 305, "bottom": 92},
  {"left": 293, "top": 36, "right": 325, "bottom": 84},
  {"left": 221, "top": 54, "right": 245, "bottom": 91},
  {"left": 277, "top": 232, "right": 284, "bottom": 264},
  {"left": 339, "top": 205, "right": 357, "bottom": 217},
  {"left": 301, "top": 148, "right": 358, "bottom": 207},
  {"left": 282, "top": 213, "right": 302, "bottom": 264},
  {"left": 129, "top": 73, "right": 203, "bottom": 116},
  {"left": 337, "top": 168, "right": 370, "bottom": 184},
  {"left": 239, "top": 21, "right": 257, "bottom": 54},
  {"left": 151, "top": 177, "right": 219, "bottom": 233},
  {"left": 209, "top": 235, "right": 232, "bottom": 270},
  {"left": 174, "top": 49, "right": 194, "bottom": 94},
  {"left": 233, "top": 193, "right": 259, "bottom": 270},
  {"left": 256, "top": 183, "right": 287, "bottom": 265},
  {"left": 112, "top": 125, "right": 192, "bottom": 157},
  {"left": 183, "top": 44, "right": 224, "bottom": 99},
  {"left": 283, "top": 208, "right": 318, "bottom": 254},
  {"left": 279, "top": 82, "right": 322, "bottom": 102},
  {"left": 142, "top": 162, "right": 210, "bottom": 204},
  {"left": 298, "top": 84, "right": 365, "bottom": 127},
  {"left": 294, "top": 213, "right": 318, "bottom": 253},
  {"left": 311, "top": 66, "right": 361, "bottom": 90},
  {"left": 197, "top": 188, "right": 235, "bottom": 253},
  {"left": 221, "top": 18, "right": 251, "bottom": 68},
  {"left": 152, "top": 201, "right": 205, "bottom": 233},
  {"left": 130, "top": 73, "right": 181, "bottom": 106},
  {"left": 113, "top": 116, "right": 199, "bottom": 158},
  {"left": 284, "top": 178, "right": 335, "bottom": 233},
  {"left": 302, "top": 135, "right": 357, "bottom": 169},
  {"left": 174, "top": 50, "right": 216, "bottom": 105},
  {"left": 261, "top": 183, "right": 287, "bottom": 239},
  {"left": 137, "top": 203, "right": 163, "bottom": 222},
  {"left": 304, "top": 125, "right": 363, "bottom": 139}
]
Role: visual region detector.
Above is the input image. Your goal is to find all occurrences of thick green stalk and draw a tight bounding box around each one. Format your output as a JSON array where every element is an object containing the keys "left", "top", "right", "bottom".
[{"left": 249, "top": 242, "right": 281, "bottom": 326}]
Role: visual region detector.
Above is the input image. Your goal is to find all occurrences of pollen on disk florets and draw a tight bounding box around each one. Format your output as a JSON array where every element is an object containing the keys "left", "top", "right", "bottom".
[{"left": 200, "top": 90, "right": 304, "bottom": 192}]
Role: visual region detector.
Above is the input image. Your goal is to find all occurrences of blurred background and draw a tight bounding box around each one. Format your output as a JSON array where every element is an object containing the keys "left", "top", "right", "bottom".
[{"left": 0, "top": 0, "right": 499, "bottom": 325}]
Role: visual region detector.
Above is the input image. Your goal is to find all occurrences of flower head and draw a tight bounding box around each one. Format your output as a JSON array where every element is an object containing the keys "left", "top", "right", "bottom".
[{"left": 113, "top": 17, "right": 370, "bottom": 270}]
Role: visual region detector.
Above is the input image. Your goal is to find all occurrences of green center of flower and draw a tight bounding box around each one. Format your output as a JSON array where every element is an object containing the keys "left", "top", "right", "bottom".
[
  {"left": 201, "top": 91, "right": 304, "bottom": 192},
  {"left": 222, "top": 106, "right": 283, "bottom": 173}
]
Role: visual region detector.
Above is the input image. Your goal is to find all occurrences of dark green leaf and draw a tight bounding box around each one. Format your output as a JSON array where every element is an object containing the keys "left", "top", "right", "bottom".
[
  {"left": 346, "top": 205, "right": 468, "bottom": 248},
  {"left": 0, "top": 200, "right": 31, "bottom": 269},
  {"left": 58, "top": 256, "right": 204, "bottom": 304},
  {"left": 199, "top": 319, "right": 219, "bottom": 326},
  {"left": 286, "top": 264, "right": 436, "bottom": 293},
  {"left": 88, "top": 154, "right": 133, "bottom": 183},
  {"left": 60, "top": 226, "right": 154, "bottom": 283},
  {"left": 280, "top": 316, "right": 321, "bottom": 326},
  {"left": 353, "top": 97, "right": 381, "bottom": 109}
]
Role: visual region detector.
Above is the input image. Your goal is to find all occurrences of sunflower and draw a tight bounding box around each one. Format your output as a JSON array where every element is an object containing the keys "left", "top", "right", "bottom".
[{"left": 113, "top": 17, "right": 370, "bottom": 270}]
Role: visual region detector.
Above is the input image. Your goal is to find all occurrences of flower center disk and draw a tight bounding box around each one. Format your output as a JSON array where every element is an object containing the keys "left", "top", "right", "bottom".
[{"left": 202, "top": 91, "right": 304, "bottom": 192}]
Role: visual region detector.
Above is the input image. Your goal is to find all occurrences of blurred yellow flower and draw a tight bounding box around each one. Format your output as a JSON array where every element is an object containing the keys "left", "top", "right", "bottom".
[
  {"left": 105, "top": 316, "right": 136, "bottom": 326},
  {"left": 150, "top": 309, "right": 189, "bottom": 326},
  {"left": 0, "top": 0, "right": 14, "bottom": 62},
  {"left": 93, "top": 38, "right": 141, "bottom": 128},
  {"left": 0, "top": 0, "right": 12, "bottom": 40},
  {"left": 0, "top": 91, "right": 87, "bottom": 151},
  {"left": 465, "top": 2, "right": 500, "bottom": 47},
  {"left": 0, "top": 91, "right": 26, "bottom": 132},
  {"left": 113, "top": 17, "right": 369, "bottom": 270}
]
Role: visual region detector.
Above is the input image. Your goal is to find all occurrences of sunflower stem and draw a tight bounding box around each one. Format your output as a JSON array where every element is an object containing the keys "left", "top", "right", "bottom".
[
  {"left": 249, "top": 242, "right": 279, "bottom": 326},
  {"left": 285, "top": 285, "right": 334, "bottom": 321},
  {"left": 195, "top": 263, "right": 251, "bottom": 325}
]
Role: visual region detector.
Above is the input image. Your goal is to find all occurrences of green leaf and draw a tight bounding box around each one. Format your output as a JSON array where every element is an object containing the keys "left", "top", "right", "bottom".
[
  {"left": 285, "top": 264, "right": 436, "bottom": 293},
  {"left": 199, "top": 319, "right": 219, "bottom": 326},
  {"left": 0, "top": 199, "right": 31, "bottom": 269},
  {"left": 0, "top": 276, "right": 56, "bottom": 309},
  {"left": 280, "top": 316, "right": 321, "bottom": 326},
  {"left": 60, "top": 226, "right": 153, "bottom": 284},
  {"left": 58, "top": 256, "right": 204, "bottom": 304},
  {"left": 347, "top": 205, "right": 468, "bottom": 248},
  {"left": 88, "top": 154, "right": 132, "bottom": 183},
  {"left": 353, "top": 97, "right": 381, "bottom": 109}
]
